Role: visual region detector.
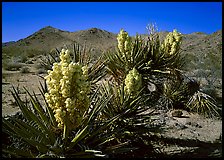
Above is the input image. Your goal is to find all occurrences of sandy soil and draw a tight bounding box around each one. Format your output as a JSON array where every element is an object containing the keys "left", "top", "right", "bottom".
[{"left": 2, "top": 62, "right": 46, "bottom": 117}]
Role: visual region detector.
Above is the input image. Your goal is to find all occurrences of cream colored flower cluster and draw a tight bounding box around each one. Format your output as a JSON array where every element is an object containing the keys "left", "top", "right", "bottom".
[
  {"left": 44, "top": 49, "right": 90, "bottom": 128},
  {"left": 117, "top": 29, "right": 132, "bottom": 59},
  {"left": 124, "top": 68, "right": 142, "bottom": 95},
  {"left": 161, "top": 29, "right": 182, "bottom": 55}
]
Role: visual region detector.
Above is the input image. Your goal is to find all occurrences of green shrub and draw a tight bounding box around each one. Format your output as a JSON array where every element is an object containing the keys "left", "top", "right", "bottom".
[
  {"left": 20, "top": 66, "right": 30, "bottom": 73},
  {"left": 3, "top": 62, "right": 23, "bottom": 71}
]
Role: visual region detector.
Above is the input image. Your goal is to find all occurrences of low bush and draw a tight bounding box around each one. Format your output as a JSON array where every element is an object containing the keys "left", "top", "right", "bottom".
[
  {"left": 3, "top": 62, "right": 23, "bottom": 71},
  {"left": 20, "top": 66, "right": 30, "bottom": 73}
]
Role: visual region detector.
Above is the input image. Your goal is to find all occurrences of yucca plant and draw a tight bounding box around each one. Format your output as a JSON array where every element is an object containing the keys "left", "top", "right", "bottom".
[
  {"left": 2, "top": 84, "right": 130, "bottom": 158},
  {"left": 95, "top": 79, "right": 166, "bottom": 157},
  {"left": 158, "top": 74, "right": 206, "bottom": 107},
  {"left": 158, "top": 78, "right": 188, "bottom": 110},
  {"left": 2, "top": 49, "right": 133, "bottom": 158},
  {"left": 186, "top": 90, "right": 221, "bottom": 119},
  {"left": 104, "top": 25, "right": 184, "bottom": 90}
]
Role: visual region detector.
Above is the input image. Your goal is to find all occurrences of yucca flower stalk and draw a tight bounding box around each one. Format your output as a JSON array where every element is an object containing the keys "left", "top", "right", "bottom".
[
  {"left": 117, "top": 29, "right": 132, "bottom": 60},
  {"left": 161, "top": 29, "right": 182, "bottom": 55},
  {"left": 40, "top": 43, "right": 107, "bottom": 93},
  {"left": 124, "top": 67, "right": 142, "bottom": 96},
  {"left": 44, "top": 49, "right": 90, "bottom": 140}
]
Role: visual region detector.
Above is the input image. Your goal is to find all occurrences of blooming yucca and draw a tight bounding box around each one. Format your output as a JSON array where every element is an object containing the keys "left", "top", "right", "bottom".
[
  {"left": 117, "top": 29, "right": 132, "bottom": 60},
  {"left": 161, "top": 29, "right": 182, "bottom": 55},
  {"left": 124, "top": 67, "right": 142, "bottom": 95},
  {"left": 44, "top": 49, "right": 90, "bottom": 128}
]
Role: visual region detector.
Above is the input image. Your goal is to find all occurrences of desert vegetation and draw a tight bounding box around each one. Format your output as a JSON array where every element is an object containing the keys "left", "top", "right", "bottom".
[{"left": 2, "top": 25, "right": 222, "bottom": 158}]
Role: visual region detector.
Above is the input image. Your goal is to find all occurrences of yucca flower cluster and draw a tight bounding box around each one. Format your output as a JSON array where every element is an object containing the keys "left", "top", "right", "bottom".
[
  {"left": 161, "top": 29, "right": 182, "bottom": 55},
  {"left": 124, "top": 67, "right": 142, "bottom": 95},
  {"left": 117, "top": 29, "right": 132, "bottom": 60},
  {"left": 44, "top": 49, "right": 90, "bottom": 128}
]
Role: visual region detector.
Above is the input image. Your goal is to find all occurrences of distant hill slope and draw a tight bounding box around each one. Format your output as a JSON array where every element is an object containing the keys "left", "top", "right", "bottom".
[
  {"left": 2, "top": 26, "right": 222, "bottom": 68},
  {"left": 4, "top": 26, "right": 117, "bottom": 53},
  {"left": 2, "top": 41, "right": 16, "bottom": 47}
]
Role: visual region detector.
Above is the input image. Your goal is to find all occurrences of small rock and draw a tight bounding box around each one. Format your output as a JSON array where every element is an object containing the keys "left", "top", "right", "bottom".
[
  {"left": 195, "top": 124, "right": 202, "bottom": 128},
  {"left": 175, "top": 122, "right": 187, "bottom": 130},
  {"left": 171, "top": 110, "right": 183, "bottom": 117},
  {"left": 186, "top": 122, "right": 202, "bottom": 128}
]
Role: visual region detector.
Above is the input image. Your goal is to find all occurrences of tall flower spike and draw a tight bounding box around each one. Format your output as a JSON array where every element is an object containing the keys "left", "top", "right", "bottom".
[
  {"left": 124, "top": 67, "right": 142, "bottom": 95},
  {"left": 117, "top": 29, "right": 132, "bottom": 59},
  {"left": 44, "top": 49, "right": 90, "bottom": 128},
  {"left": 162, "top": 29, "right": 182, "bottom": 55}
]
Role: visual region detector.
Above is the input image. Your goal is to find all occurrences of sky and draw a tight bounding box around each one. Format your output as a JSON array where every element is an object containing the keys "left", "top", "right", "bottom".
[{"left": 2, "top": 2, "right": 222, "bottom": 42}]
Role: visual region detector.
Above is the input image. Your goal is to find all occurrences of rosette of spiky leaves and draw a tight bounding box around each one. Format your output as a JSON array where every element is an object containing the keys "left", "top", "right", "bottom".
[
  {"left": 186, "top": 91, "right": 221, "bottom": 119},
  {"left": 105, "top": 28, "right": 185, "bottom": 92},
  {"left": 143, "top": 31, "right": 182, "bottom": 73},
  {"left": 105, "top": 33, "right": 150, "bottom": 84},
  {"left": 140, "top": 28, "right": 184, "bottom": 93},
  {"left": 2, "top": 83, "right": 134, "bottom": 158},
  {"left": 96, "top": 81, "right": 163, "bottom": 157},
  {"left": 40, "top": 43, "right": 107, "bottom": 93},
  {"left": 98, "top": 81, "right": 150, "bottom": 120},
  {"left": 40, "top": 43, "right": 91, "bottom": 70},
  {"left": 158, "top": 78, "right": 189, "bottom": 110}
]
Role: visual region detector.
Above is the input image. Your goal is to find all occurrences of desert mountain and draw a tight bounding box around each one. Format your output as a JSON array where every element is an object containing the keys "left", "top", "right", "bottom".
[
  {"left": 4, "top": 26, "right": 117, "bottom": 53},
  {"left": 3, "top": 26, "right": 222, "bottom": 58}
]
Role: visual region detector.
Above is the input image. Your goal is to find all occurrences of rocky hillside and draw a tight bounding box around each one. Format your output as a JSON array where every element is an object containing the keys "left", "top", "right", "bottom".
[
  {"left": 2, "top": 26, "right": 117, "bottom": 60},
  {"left": 2, "top": 41, "right": 16, "bottom": 47},
  {"left": 2, "top": 26, "right": 221, "bottom": 59}
]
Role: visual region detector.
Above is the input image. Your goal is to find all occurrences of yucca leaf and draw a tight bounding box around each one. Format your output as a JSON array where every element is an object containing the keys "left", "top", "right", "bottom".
[
  {"left": 3, "top": 118, "right": 49, "bottom": 153},
  {"left": 96, "top": 137, "right": 116, "bottom": 147},
  {"left": 70, "top": 150, "right": 106, "bottom": 158},
  {"left": 70, "top": 126, "right": 89, "bottom": 148},
  {"left": 88, "top": 113, "right": 121, "bottom": 139},
  {"left": 13, "top": 118, "right": 51, "bottom": 145},
  {"left": 19, "top": 105, "right": 56, "bottom": 144},
  {"left": 3, "top": 146, "right": 35, "bottom": 158},
  {"left": 105, "top": 141, "right": 129, "bottom": 151},
  {"left": 88, "top": 94, "right": 112, "bottom": 123},
  {"left": 10, "top": 86, "right": 33, "bottom": 121},
  {"left": 38, "top": 82, "right": 57, "bottom": 127},
  {"left": 3, "top": 118, "right": 32, "bottom": 139},
  {"left": 23, "top": 87, "right": 49, "bottom": 125}
]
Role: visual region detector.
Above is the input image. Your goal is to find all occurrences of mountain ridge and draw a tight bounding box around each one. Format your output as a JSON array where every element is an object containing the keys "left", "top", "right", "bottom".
[{"left": 2, "top": 26, "right": 222, "bottom": 61}]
